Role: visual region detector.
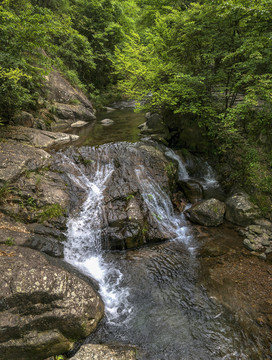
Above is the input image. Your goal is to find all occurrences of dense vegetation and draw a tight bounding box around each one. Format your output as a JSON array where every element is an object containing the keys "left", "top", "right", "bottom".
[{"left": 0, "top": 0, "right": 271, "bottom": 213}]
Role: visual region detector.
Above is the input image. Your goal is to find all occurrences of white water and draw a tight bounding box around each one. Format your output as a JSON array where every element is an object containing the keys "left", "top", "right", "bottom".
[
  {"left": 165, "top": 148, "right": 189, "bottom": 180},
  {"left": 58, "top": 144, "right": 261, "bottom": 360},
  {"left": 62, "top": 145, "right": 193, "bottom": 325},
  {"left": 135, "top": 164, "right": 194, "bottom": 250},
  {"left": 61, "top": 155, "right": 132, "bottom": 324}
]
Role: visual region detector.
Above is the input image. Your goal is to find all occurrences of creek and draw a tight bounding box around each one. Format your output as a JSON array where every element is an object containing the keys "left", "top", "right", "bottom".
[{"left": 61, "top": 108, "right": 260, "bottom": 359}]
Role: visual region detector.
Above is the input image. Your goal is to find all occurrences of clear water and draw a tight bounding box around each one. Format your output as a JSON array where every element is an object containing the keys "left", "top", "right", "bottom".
[
  {"left": 59, "top": 141, "right": 262, "bottom": 360},
  {"left": 68, "top": 108, "right": 145, "bottom": 147}
]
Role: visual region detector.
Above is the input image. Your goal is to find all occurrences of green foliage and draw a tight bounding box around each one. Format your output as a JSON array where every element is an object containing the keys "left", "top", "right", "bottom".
[
  {"left": 54, "top": 355, "right": 65, "bottom": 360},
  {"left": 113, "top": 0, "right": 272, "bottom": 214},
  {"left": 126, "top": 194, "right": 135, "bottom": 200},
  {"left": 0, "top": 182, "right": 13, "bottom": 202},
  {"left": 38, "top": 203, "right": 65, "bottom": 223},
  {"left": 5, "top": 237, "right": 15, "bottom": 246}
]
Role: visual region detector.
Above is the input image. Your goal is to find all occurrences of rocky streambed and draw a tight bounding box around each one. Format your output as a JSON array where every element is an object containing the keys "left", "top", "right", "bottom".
[{"left": 0, "top": 108, "right": 272, "bottom": 360}]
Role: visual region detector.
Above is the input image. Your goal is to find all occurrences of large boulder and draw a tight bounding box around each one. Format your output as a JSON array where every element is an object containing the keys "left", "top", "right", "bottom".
[
  {"left": 0, "top": 126, "right": 79, "bottom": 149},
  {"left": 139, "top": 113, "right": 170, "bottom": 144},
  {"left": 44, "top": 70, "right": 96, "bottom": 131},
  {"left": 56, "top": 142, "right": 178, "bottom": 250},
  {"left": 0, "top": 245, "right": 104, "bottom": 360},
  {"left": 0, "top": 141, "right": 71, "bottom": 256},
  {"left": 0, "top": 140, "right": 50, "bottom": 186},
  {"left": 225, "top": 193, "right": 261, "bottom": 226},
  {"left": 178, "top": 180, "right": 204, "bottom": 203},
  {"left": 70, "top": 344, "right": 136, "bottom": 360},
  {"left": 185, "top": 198, "right": 226, "bottom": 226}
]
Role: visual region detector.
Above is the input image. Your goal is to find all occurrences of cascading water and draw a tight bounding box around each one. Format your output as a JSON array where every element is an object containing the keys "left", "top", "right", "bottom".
[
  {"left": 61, "top": 151, "right": 132, "bottom": 324},
  {"left": 59, "top": 142, "right": 260, "bottom": 360}
]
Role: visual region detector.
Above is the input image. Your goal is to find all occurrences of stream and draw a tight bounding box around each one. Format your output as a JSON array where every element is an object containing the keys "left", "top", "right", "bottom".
[{"left": 61, "top": 108, "right": 260, "bottom": 359}]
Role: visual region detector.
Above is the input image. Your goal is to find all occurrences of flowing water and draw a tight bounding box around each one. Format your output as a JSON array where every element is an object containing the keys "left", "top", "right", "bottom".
[
  {"left": 59, "top": 106, "right": 262, "bottom": 359},
  {"left": 57, "top": 140, "right": 262, "bottom": 360}
]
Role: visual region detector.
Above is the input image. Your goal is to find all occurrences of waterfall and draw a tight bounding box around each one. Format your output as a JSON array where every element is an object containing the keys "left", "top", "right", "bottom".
[
  {"left": 57, "top": 143, "right": 257, "bottom": 360},
  {"left": 61, "top": 152, "right": 132, "bottom": 324},
  {"left": 61, "top": 143, "right": 193, "bottom": 324}
]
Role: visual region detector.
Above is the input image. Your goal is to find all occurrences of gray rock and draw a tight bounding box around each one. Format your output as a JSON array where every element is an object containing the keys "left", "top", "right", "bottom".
[
  {"left": 178, "top": 180, "right": 204, "bottom": 203},
  {"left": 225, "top": 193, "right": 261, "bottom": 226},
  {"left": 240, "top": 223, "right": 272, "bottom": 254},
  {"left": 45, "top": 71, "right": 95, "bottom": 113},
  {"left": 105, "top": 107, "right": 116, "bottom": 112},
  {"left": 0, "top": 141, "right": 50, "bottom": 185},
  {"left": 57, "top": 142, "right": 178, "bottom": 250},
  {"left": 0, "top": 126, "right": 79, "bottom": 149},
  {"left": 101, "top": 118, "right": 114, "bottom": 125},
  {"left": 71, "top": 121, "right": 88, "bottom": 128},
  {"left": 140, "top": 113, "right": 170, "bottom": 143},
  {"left": 12, "top": 111, "right": 35, "bottom": 128},
  {"left": 185, "top": 198, "right": 226, "bottom": 226},
  {"left": 70, "top": 344, "right": 136, "bottom": 360},
  {"left": 243, "top": 238, "right": 259, "bottom": 251},
  {"left": 55, "top": 103, "right": 95, "bottom": 122},
  {"left": 0, "top": 245, "right": 104, "bottom": 360}
]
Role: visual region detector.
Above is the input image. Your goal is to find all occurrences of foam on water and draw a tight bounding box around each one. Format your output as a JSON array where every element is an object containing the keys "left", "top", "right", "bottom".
[{"left": 61, "top": 153, "right": 132, "bottom": 324}]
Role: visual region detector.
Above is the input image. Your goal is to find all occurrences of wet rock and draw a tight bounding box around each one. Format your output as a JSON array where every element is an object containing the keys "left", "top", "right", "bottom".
[
  {"left": 70, "top": 344, "right": 136, "bottom": 360},
  {"left": 178, "top": 180, "right": 204, "bottom": 203},
  {"left": 225, "top": 193, "right": 261, "bottom": 226},
  {"left": 105, "top": 107, "right": 116, "bottom": 112},
  {"left": 185, "top": 198, "right": 226, "bottom": 226},
  {"left": 240, "top": 224, "right": 272, "bottom": 254},
  {"left": 172, "top": 191, "right": 187, "bottom": 212},
  {"left": 0, "top": 245, "right": 104, "bottom": 360},
  {"left": 71, "top": 121, "right": 88, "bottom": 128},
  {"left": 139, "top": 113, "right": 170, "bottom": 144},
  {"left": 101, "top": 118, "right": 114, "bottom": 126},
  {"left": 64, "top": 142, "right": 178, "bottom": 250},
  {"left": 0, "top": 126, "right": 78, "bottom": 149},
  {"left": 0, "top": 214, "right": 64, "bottom": 256}
]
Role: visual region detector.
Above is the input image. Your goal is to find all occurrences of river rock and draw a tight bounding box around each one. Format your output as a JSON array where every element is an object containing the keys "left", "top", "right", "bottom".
[
  {"left": 0, "top": 141, "right": 50, "bottom": 185},
  {"left": 58, "top": 142, "right": 178, "bottom": 250},
  {"left": 178, "top": 179, "right": 204, "bottom": 203},
  {"left": 185, "top": 198, "right": 226, "bottom": 226},
  {"left": 71, "top": 120, "right": 88, "bottom": 128},
  {"left": 54, "top": 103, "right": 95, "bottom": 123},
  {"left": 101, "top": 118, "right": 114, "bottom": 126},
  {"left": 240, "top": 224, "right": 272, "bottom": 253},
  {"left": 70, "top": 344, "right": 136, "bottom": 360},
  {"left": 0, "top": 126, "right": 79, "bottom": 149},
  {"left": 225, "top": 193, "right": 261, "bottom": 226},
  {"left": 0, "top": 245, "right": 104, "bottom": 360},
  {"left": 0, "top": 141, "right": 71, "bottom": 256},
  {"left": 139, "top": 113, "right": 170, "bottom": 144}
]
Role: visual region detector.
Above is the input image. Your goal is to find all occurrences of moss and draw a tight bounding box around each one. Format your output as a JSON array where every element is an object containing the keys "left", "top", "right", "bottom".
[
  {"left": 0, "top": 182, "right": 13, "bottom": 203},
  {"left": 5, "top": 237, "right": 15, "bottom": 246},
  {"left": 38, "top": 204, "right": 65, "bottom": 223}
]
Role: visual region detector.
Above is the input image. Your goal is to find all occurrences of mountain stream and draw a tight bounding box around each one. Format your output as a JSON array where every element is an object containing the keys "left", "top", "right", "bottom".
[{"left": 60, "top": 109, "right": 261, "bottom": 359}]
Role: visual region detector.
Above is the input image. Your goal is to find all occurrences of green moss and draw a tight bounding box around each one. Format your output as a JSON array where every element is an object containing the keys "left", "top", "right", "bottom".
[
  {"left": 5, "top": 237, "right": 15, "bottom": 246},
  {"left": 126, "top": 194, "right": 135, "bottom": 201},
  {"left": 0, "top": 182, "right": 13, "bottom": 202},
  {"left": 164, "top": 162, "right": 176, "bottom": 177},
  {"left": 38, "top": 204, "right": 65, "bottom": 223},
  {"left": 68, "top": 98, "right": 81, "bottom": 105}
]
